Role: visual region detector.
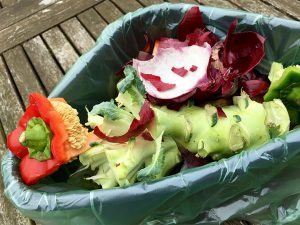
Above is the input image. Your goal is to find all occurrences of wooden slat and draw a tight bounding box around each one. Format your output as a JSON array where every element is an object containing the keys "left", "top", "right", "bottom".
[
  {"left": 0, "top": 0, "right": 59, "bottom": 31},
  {"left": 228, "top": 0, "right": 288, "bottom": 18},
  {"left": 3, "top": 46, "right": 45, "bottom": 106},
  {"left": 23, "top": 36, "right": 64, "bottom": 94},
  {"left": 167, "top": 0, "right": 198, "bottom": 4},
  {"left": 0, "top": 0, "right": 17, "bottom": 8},
  {"left": 198, "top": 0, "right": 238, "bottom": 8},
  {"left": 110, "top": 0, "right": 142, "bottom": 13},
  {"left": 138, "top": 0, "right": 164, "bottom": 6},
  {"left": 0, "top": 128, "right": 31, "bottom": 225},
  {"left": 0, "top": 57, "right": 30, "bottom": 225},
  {"left": 260, "top": 0, "right": 300, "bottom": 20},
  {"left": 94, "top": 0, "right": 123, "bottom": 23},
  {"left": 42, "top": 27, "right": 79, "bottom": 72},
  {"left": 60, "top": 18, "right": 95, "bottom": 54},
  {"left": 77, "top": 8, "right": 107, "bottom": 40},
  {"left": 0, "top": 0, "right": 104, "bottom": 53},
  {"left": 0, "top": 56, "right": 24, "bottom": 135}
]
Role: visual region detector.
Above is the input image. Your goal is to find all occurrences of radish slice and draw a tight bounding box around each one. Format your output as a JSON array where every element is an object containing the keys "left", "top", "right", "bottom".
[{"left": 133, "top": 43, "right": 211, "bottom": 99}]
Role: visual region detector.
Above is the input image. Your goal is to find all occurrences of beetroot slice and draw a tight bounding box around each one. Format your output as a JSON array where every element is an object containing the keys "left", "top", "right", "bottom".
[
  {"left": 177, "top": 6, "right": 205, "bottom": 41},
  {"left": 223, "top": 19, "right": 266, "bottom": 76},
  {"left": 94, "top": 101, "right": 154, "bottom": 143},
  {"left": 171, "top": 67, "right": 188, "bottom": 77},
  {"left": 140, "top": 73, "right": 176, "bottom": 91}
]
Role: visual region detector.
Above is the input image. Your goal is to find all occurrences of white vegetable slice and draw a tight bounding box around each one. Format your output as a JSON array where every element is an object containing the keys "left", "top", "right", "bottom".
[{"left": 133, "top": 43, "right": 212, "bottom": 99}]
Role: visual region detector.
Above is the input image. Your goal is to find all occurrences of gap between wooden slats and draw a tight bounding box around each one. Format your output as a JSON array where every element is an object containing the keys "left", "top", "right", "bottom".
[
  {"left": 42, "top": 27, "right": 79, "bottom": 73},
  {"left": 60, "top": 17, "right": 95, "bottom": 55},
  {"left": 110, "top": 0, "right": 143, "bottom": 13},
  {"left": 260, "top": 0, "right": 300, "bottom": 20},
  {"left": 77, "top": 8, "right": 108, "bottom": 40},
  {"left": 23, "top": 36, "right": 64, "bottom": 94},
  {"left": 228, "top": 0, "right": 288, "bottom": 18},
  {"left": 0, "top": 56, "right": 31, "bottom": 225},
  {"left": 0, "top": 0, "right": 58, "bottom": 31},
  {"left": 94, "top": 0, "right": 124, "bottom": 23},
  {"left": 0, "top": 0, "right": 105, "bottom": 54},
  {"left": 2, "top": 46, "right": 46, "bottom": 106}
]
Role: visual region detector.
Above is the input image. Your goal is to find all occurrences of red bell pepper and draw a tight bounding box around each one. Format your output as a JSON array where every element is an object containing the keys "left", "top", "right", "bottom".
[{"left": 6, "top": 93, "right": 95, "bottom": 185}]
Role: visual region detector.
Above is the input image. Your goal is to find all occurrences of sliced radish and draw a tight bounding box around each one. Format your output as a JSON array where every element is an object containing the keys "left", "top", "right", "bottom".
[{"left": 133, "top": 43, "right": 211, "bottom": 100}]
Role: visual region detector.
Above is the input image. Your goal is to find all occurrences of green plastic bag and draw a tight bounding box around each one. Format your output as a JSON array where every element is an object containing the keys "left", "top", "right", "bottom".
[{"left": 2, "top": 3, "right": 300, "bottom": 225}]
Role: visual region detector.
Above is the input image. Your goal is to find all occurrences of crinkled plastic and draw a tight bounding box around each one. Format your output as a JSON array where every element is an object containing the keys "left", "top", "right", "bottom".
[{"left": 2, "top": 3, "right": 300, "bottom": 225}]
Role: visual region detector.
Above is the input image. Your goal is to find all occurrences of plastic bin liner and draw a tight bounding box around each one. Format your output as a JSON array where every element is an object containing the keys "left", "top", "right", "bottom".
[{"left": 2, "top": 3, "right": 300, "bottom": 225}]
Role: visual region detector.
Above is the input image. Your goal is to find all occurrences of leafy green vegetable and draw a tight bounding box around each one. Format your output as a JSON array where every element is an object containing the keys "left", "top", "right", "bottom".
[
  {"left": 117, "top": 65, "right": 146, "bottom": 98},
  {"left": 86, "top": 66, "right": 148, "bottom": 136},
  {"left": 264, "top": 63, "right": 300, "bottom": 127},
  {"left": 20, "top": 117, "right": 52, "bottom": 161},
  {"left": 87, "top": 100, "right": 135, "bottom": 137},
  {"left": 90, "top": 100, "right": 122, "bottom": 120},
  {"left": 79, "top": 136, "right": 180, "bottom": 188},
  {"left": 137, "top": 134, "right": 181, "bottom": 182},
  {"left": 116, "top": 86, "right": 145, "bottom": 120}
]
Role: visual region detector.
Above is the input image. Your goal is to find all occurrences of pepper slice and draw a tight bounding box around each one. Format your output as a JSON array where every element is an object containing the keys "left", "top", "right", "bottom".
[
  {"left": 7, "top": 126, "right": 28, "bottom": 159},
  {"left": 264, "top": 64, "right": 300, "bottom": 127},
  {"left": 20, "top": 155, "right": 61, "bottom": 185},
  {"left": 7, "top": 92, "right": 96, "bottom": 185}
]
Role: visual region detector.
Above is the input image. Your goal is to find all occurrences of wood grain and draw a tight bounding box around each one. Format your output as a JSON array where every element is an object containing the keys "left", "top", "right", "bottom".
[
  {"left": 42, "top": 27, "right": 79, "bottom": 72},
  {"left": 260, "top": 0, "right": 300, "bottom": 20},
  {"left": 77, "top": 8, "right": 107, "bottom": 40},
  {"left": 60, "top": 18, "right": 95, "bottom": 55},
  {"left": 0, "top": 128, "right": 30, "bottom": 225},
  {"left": 138, "top": 0, "right": 164, "bottom": 6},
  {"left": 3, "top": 46, "right": 45, "bottom": 106},
  {"left": 94, "top": 0, "right": 123, "bottom": 23},
  {"left": 0, "top": 0, "right": 59, "bottom": 31},
  {"left": 0, "top": 56, "right": 24, "bottom": 135},
  {"left": 0, "top": 0, "right": 104, "bottom": 53},
  {"left": 197, "top": 0, "right": 238, "bottom": 8},
  {"left": 228, "top": 0, "right": 288, "bottom": 18},
  {"left": 167, "top": 0, "right": 198, "bottom": 4},
  {"left": 0, "top": 0, "right": 17, "bottom": 7},
  {"left": 23, "top": 35, "right": 64, "bottom": 94},
  {"left": 111, "top": 0, "right": 142, "bottom": 13},
  {"left": 0, "top": 57, "right": 29, "bottom": 225}
]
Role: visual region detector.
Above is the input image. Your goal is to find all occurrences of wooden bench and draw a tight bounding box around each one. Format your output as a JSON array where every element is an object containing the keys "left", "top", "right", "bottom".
[{"left": 0, "top": 0, "right": 299, "bottom": 224}]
